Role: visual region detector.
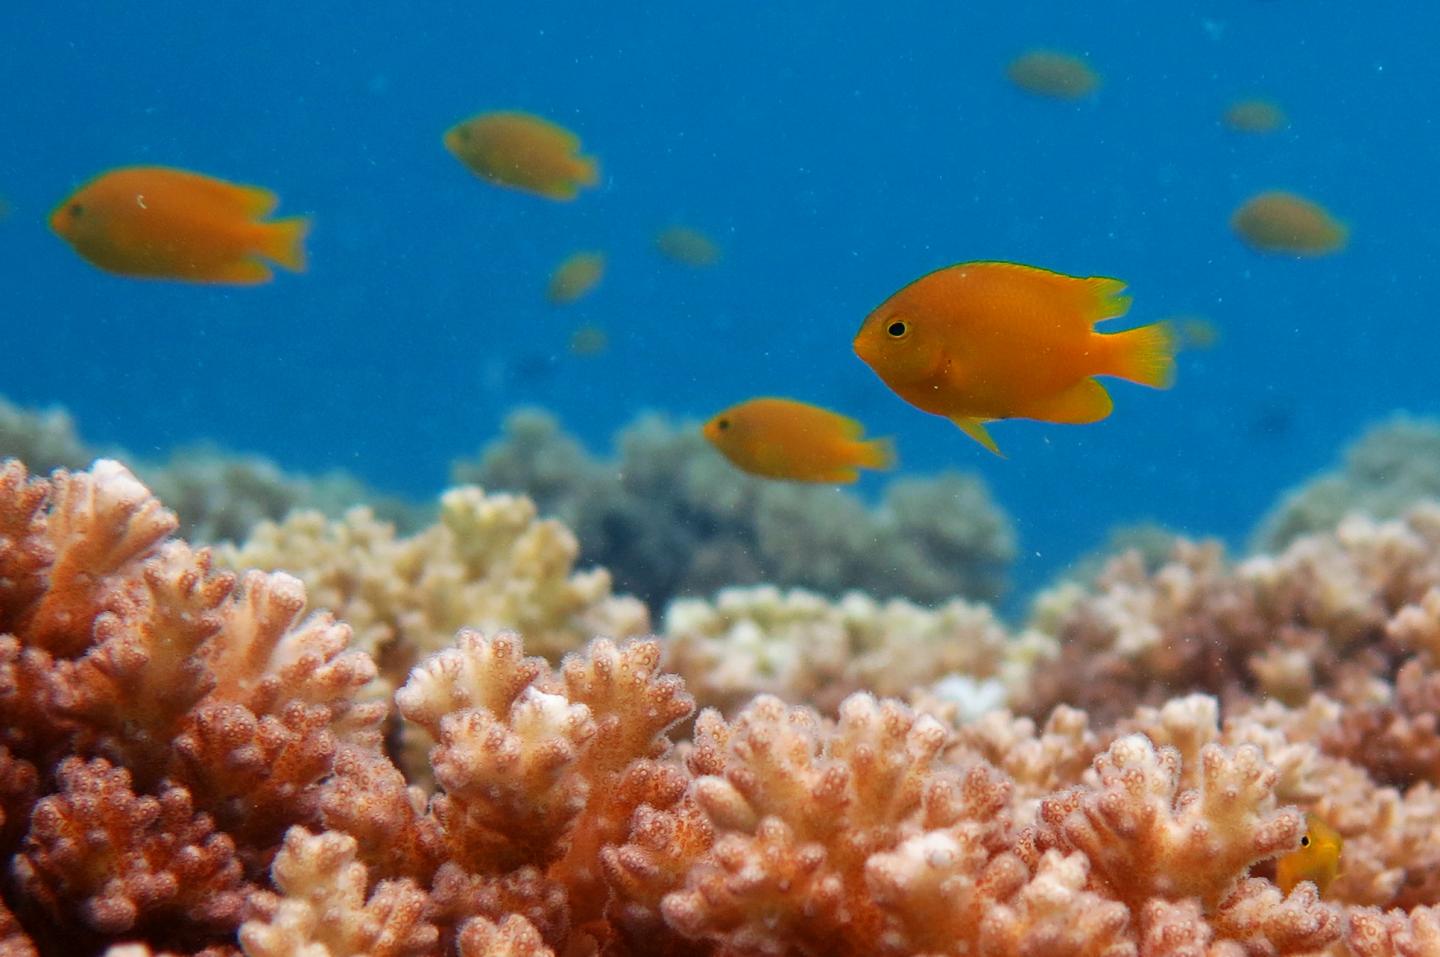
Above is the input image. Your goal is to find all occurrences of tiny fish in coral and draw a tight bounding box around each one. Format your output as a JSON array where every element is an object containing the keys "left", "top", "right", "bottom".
[
  {"left": 1231, "top": 191, "right": 1347, "bottom": 256},
  {"left": 1276, "top": 813, "right": 1343, "bottom": 895},
  {"left": 702, "top": 397, "right": 894, "bottom": 483},
  {"left": 855, "top": 261, "right": 1175, "bottom": 455},
  {"left": 1006, "top": 50, "right": 1099, "bottom": 99},
  {"left": 548, "top": 251, "right": 605, "bottom": 304},
  {"left": 1224, "top": 99, "right": 1287, "bottom": 133},
  {"left": 444, "top": 111, "right": 599, "bottom": 201},
  {"left": 655, "top": 225, "right": 721, "bottom": 266},
  {"left": 49, "top": 166, "right": 308, "bottom": 284}
]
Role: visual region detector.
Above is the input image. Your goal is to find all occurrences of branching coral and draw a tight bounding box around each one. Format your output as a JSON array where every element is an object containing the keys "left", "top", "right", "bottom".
[
  {"left": 663, "top": 585, "right": 1048, "bottom": 716},
  {"left": 222, "top": 487, "right": 650, "bottom": 699},
  {"left": 454, "top": 408, "right": 1015, "bottom": 608},
  {"left": 1256, "top": 415, "right": 1440, "bottom": 552},
  {"left": 4, "top": 455, "right": 1440, "bottom": 957}
]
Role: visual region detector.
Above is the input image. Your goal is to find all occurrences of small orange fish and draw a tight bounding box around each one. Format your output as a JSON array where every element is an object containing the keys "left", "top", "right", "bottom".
[
  {"left": 854, "top": 262, "right": 1175, "bottom": 455},
  {"left": 1007, "top": 50, "right": 1099, "bottom": 99},
  {"left": 1224, "top": 99, "right": 1287, "bottom": 134},
  {"left": 703, "top": 398, "right": 894, "bottom": 483},
  {"left": 1277, "top": 814, "right": 1343, "bottom": 896},
  {"left": 444, "top": 111, "right": 599, "bottom": 201},
  {"left": 1232, "top": 191, "right": 1347, "bottom": 256},
  {"left": 548, "top": 251, "right": 605, "bottom": 304},
  {"left": 655, "top": 225, "right": 720, "bottom": 266},
  {"left": 49, "top": 166, "right": 308, "bottom": 284},
  {"left": 569, "top": 324, "right": 609, "bottom": 356}
]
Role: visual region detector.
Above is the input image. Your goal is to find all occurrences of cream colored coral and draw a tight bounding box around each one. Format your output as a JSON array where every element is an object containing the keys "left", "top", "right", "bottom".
[
  {"left": 239, "top": 827, "right": 436, "bottom": 957},
  {"left": 222, "top": 486, "right": 649, "bottom": 695},
  {"left": 663, "top": 585, "right": 1045, "bottom": 715}
]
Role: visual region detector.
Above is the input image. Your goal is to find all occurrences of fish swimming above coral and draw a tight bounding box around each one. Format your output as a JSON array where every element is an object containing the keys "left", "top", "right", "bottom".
[
  {"left": 1232, "top": 190, "right": 1347, "bottom": 256},
  {"left": 1224, "top": 98, "right": 1287, "bottom": 133},
  {"left": 548, "top": 250, "right": 605, "bottom": 304},
  {"left": 1277, "top": 813, "right": 1344, "bottom": 896},
  {"left": 1006, "top": 49, "right": 1099, "bottom": 99},
  {"left": 655, "top": 225, "right": 721, "bottom": 266},
  {"left": 49, "top": 166, "right": 309, "bottom": 284},
  {"left": 444, "top": 110, "right": 599, "bottom": 201},
  {"left": 855, "top": 261, "right": 1176, "bottom": 455},
  {"left": 702, "top": 397, "right": 894, "bottom": 482}
]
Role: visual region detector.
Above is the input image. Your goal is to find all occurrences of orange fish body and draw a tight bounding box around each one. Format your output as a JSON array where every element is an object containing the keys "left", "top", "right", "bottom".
[
  {"left": 854, "top": 262, "right": 1175, "bottom": 454},
  {"left": 548, "top": 251, "right": 605, "bottom": 304},
  {"left": 49, "top": 166, "right": 308, "bottom": 284},
  {"left": 445, "top": 111, "right": 599, "bottom": 201},
  {"left": 1276, "top": 814, "right": 1343, "bottom": 896},
  {"left": 703, "top": 398, "right": 894, "bottom": 483}
]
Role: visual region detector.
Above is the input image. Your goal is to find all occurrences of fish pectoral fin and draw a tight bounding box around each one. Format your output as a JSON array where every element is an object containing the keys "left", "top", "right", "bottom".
[
  {"left": 950, "top": 416, "right": 1005, "bottom": 457},
  {"left": 1018, "top": 378, "right": 1114, "bottom": 424}
]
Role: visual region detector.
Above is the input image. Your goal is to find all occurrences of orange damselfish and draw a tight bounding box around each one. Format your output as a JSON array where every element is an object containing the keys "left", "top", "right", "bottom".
[
  {"left": 703, "top": 397, "right": 894, "bottom": 483},
  {"left": 445, "top": 111, "right": 599, "bottom": 201},
  {"left": 50, "top": 166, "right": 308, "bottom": 284},
  {"left": 854, "top": 262, "right": 1175, "bottom": 455},
  {"left": 1277, "top": 813, "right": 1343, "bottom": 896}
]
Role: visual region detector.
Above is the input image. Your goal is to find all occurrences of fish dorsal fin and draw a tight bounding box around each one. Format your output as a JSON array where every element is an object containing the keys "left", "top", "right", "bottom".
[
  {"left": 1083, "top": 276, "right": 1132, "bottom": 325},
  {"left": 950, "top": 416, "right": 1005, "bottom": 457},
  {"left": 966, "top": 261, "right": 1131, "bottom": 327},
  {"left": 175, "top": 170, "right": 279, "bottom": 217}
]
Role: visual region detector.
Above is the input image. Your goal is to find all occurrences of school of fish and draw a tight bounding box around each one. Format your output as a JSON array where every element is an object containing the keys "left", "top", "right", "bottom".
[{"left": 39, "top": 55, "right": 1344, "bottom": 481}]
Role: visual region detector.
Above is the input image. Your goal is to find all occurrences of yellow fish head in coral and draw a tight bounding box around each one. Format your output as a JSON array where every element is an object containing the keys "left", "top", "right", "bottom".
[{"left": 1276, "top": 813, "right": 1343, "bottom": 896}]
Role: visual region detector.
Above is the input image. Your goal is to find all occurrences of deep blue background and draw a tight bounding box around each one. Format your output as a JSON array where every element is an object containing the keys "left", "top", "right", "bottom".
[{"left": 3, "top": 2, "right": 1437, "bottom": 595}]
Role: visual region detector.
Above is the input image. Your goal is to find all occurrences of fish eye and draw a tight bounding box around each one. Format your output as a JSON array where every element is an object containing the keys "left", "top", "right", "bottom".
[
  {"left": 886, "top": 319, "right": 909, "bottom": 339},
  {"left": 69, "top": 203, "right": 84, "bottom": 217},
  {"left": 717, "top": 418, "right": 730, "bottom": 430},
  {"left": 1300, "top": 835, "right": 1310, "bottom": 847}
]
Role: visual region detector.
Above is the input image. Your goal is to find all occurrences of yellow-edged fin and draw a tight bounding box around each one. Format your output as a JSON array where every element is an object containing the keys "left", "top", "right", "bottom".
[
  {"left": 1103, "top": 321, "right": 1176, "bottom": 388},
  {"left": 1082, "top": 276, "right": 1132, "bottom": 324},
  {"left": 1016, "top": 378, "right": 1114, "bottom": 424},
  {"left": 855, "top": 437, "right": 896, "bottom": 471},
  {"left": 212, "top": 259, "right": 274, "bottom": 285},
  {"left": 258, "top": 216, "right": 310, "bottom": 272},
  {"left": 176, "top": 171, "right": 280, "bottom": 217},
  {"left": 951, "top": 416, "right": 1004, "bottom": 457}
]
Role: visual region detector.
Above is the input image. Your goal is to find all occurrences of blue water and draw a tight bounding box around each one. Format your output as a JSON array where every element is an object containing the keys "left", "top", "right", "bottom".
[{"left": 3, "top": 1, "right": 1437, "bottom": 594}]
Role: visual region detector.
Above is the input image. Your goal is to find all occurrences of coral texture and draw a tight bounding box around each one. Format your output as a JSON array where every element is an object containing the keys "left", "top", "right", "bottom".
[
  {"left": 4, "top": 456, "right": 1440, "bottom": 957},
  {"left": 221, "top": 487, "right": 650, "bottom": 693},
  {"left": 454, "top": 408, "right": 1016, "bottom": 607}
]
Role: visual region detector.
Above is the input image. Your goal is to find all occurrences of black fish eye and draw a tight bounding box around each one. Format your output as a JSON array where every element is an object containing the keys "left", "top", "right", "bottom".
[
  {"left": 717, "top": 418, "right": 730, "bottom": 430},
  {"left": 69, "top": 203, "right": 84, "bottom": 217},
  {"left": 1300, "top": 835, "right": 1310, "bottom": 847},
  {"left": 887, "top": 319, "right": 908, "bottom": 338}
]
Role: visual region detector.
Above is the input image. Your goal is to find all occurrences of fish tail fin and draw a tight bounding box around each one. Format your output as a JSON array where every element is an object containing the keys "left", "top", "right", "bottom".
[
  {"left": 260, "top": 216, "right": 310, "bottom": 272},
  {"left": 1104, "top": 321, "right": 1176, "bottom": 388},
  {"left": 577, "top": 155, "right": 600, "bottom": 187},
  {"left": 856, "top": 437, "right": 897, "bottom": 471}
]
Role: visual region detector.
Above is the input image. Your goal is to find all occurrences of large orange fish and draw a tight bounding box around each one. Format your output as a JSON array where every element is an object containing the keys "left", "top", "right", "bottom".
[
  {"left": 444, "top": 111, "right": 599, "bottom": 201},
  {"left": 854, "top": 262, "right": 1175, "bottom": 455},
  {"left": 50, "top": 166, "right": 308, "bottom": 284},
  {"left": 703, "top": 397, "right": 894, "bottom": 483}
]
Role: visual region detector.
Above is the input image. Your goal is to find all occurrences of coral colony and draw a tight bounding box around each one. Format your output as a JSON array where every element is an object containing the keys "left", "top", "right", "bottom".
[{"left": 2, "top": 443, "right": 1440, "bottom": 956}]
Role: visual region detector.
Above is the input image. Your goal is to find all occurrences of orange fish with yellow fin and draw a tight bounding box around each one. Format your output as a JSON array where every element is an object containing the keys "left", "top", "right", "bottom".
[
  {"left": 854, "top": 261, "right": 1175, "bottom": 455},
  {"left": 703, "top": 398, "right": 894, "bottom": 483},
  {"left": 50, "top": 166, "right": 308, "bottom": 284}
]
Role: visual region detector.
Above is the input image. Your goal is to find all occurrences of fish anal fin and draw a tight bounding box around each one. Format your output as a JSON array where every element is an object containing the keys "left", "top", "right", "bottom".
[
  {"left": 209, "top": 258, "right": 274, "bottom": 285},
  {"left": 950, "top": 416, "right": 1005, "bottom": 457},
  {"left": 1019, "top": 378, "right": 1114, "bottom": 424}
]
